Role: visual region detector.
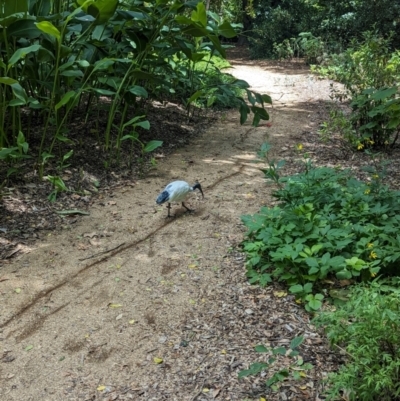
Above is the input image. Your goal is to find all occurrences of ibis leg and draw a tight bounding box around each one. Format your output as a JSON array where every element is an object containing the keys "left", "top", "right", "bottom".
[
  {"left": 182, "top": 202, "right": 193, "bottom": 213},
  {"left": 167, "top": 203, "right": 173, "bottom": 218}
]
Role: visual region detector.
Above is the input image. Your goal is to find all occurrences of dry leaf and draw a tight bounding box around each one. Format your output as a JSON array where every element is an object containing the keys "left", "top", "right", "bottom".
[
  {"left": 25, "top": 345, "right": 33, "bottom": 351},
  {"left": 188, "top": 263, "right": 197, "bottom": 269},
  {"left": 221, "top": 349, "right": 227, "bottom": 354},
  {"left": 108, "top": 303, "right": 122, "bottom": 308},
  {"left": 116, "top": 313, "right": 123, "bottom": 320},
  {"left": 202, "top": 388, "right": 209, "bottom": 393},
  {"left": 83, "top": 232, "right": 97, "bottom": 238},
  {"left": 274, "top": 291, "right": 287, "bottom": 297},
  {"left": 129, "top": 319, "right": 135, "bottom": 324},
  {"left": 153, "top": 357, "right": 163, "bottom": 364},
  {"left": 15, "top": 288, "right": 21, "bottom": 294},
  {"left": 97, "top": 385, "right": 106, "bottom": 391}
]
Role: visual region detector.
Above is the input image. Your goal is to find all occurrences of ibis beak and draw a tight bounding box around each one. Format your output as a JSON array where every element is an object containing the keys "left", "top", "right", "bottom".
[{"left": 193, "top": 182, "right": 204, "bottom": 198}]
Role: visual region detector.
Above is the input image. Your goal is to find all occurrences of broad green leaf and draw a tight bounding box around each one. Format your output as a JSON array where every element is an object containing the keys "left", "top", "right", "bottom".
[
  {"left": 0, "top": 77, "right": 18, "bottom": 85},
  {"left": 191, "top": 1, "right": 206, "bottom": 27},
  {"left": 128, "top": 85, "right": 148, "bottom": 98},
  {"left": 7, "top": 19, "right": 42, "bottom": 39},
  {"left": 144, "top": 140, "right": 162, "bottom": 153},
  {"left": 35, "top": 21, "right": 61, "bottom": 41},
  {"left": 290, "top": 336, "right": 304, "bottom": 350},
  {"left": 289, "top": 284, "right": 303, "bottom": 294},
  {"left": 87, "top": 0, "right": 118, "bottom": 24},
  {"left": 2, "top": 0, "right": 28, "bottom": 16},
  {"left": 11, "top": 83, "right": 28, "bottom": 103},
  {"left": 218, "top": 20, "right": 237, "bottom": 38},
  {"left": 188, "top": 90, "right": 204, "bottom": 104},
  {"left": 93, "top": 58, "right": 115, "bottom": 71},
  {"left": 55, "top": 91, "right": 76, "bottom": 110},
  {"left": 307, "top": 298, "right": 322, "bottom": 310},
  {"left": 371, "top": 87, "right": 397, "bottom": 101},
  {"left": 8, "top": 45, "right": 41, "bottom": 68},
  {"left": 272, "top": 347, "right": 286, "bottom": 355},
  {"left": 254, "top": 345, "right": 269, "bottom": 353},
  {"left": 60, "top": 70, "right": 84, "bottom": 77},
  {"left": 90, "top": 88, "right": 116, "bottom": 96},
  {"left": 238, "top": 362, "right": 268, "bottom": 378}
]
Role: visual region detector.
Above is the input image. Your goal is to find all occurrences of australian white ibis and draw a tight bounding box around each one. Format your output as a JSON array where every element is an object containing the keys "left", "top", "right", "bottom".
[{"left": 156, "top": 180, "right": 204, "bottom": 217}]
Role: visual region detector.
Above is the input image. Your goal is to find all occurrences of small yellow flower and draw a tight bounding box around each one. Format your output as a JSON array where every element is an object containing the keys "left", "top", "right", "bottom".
[
  {"left": 370, "top": 271, "right": 377, "bottom": 277},
  {"left": 367, "top": 139, "right": 375, "bottom": 145},
  {"left": 357, "top": 143, "right": 364, "bottom": 150},
  {"left": 372, "top": 174, "right": 379, "bottom": 179},
  {"left": 370, "top": 251, "right": 377, "bottom": 259},
  {"left": 364, "top": 189, "right": 370, "bottom": 194},
  {"left": 296, "top": 143, "right": 303, "bottom": 151},
  {"left": 367, "top": 243, "right": 374, "bottom": 248}
]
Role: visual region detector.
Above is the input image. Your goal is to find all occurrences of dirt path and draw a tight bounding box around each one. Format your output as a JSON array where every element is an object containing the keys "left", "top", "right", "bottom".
[{"left": 0, "top": 51, "right": 337, "bottom": 400}]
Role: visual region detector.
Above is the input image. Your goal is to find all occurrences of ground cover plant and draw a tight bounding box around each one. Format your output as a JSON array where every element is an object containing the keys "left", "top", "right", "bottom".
[
  {"left": 240, "top": 141, "right": 400, "bottom": 398},
  {"left": 313, "top": 279, "right": 400, "bottom": 401},
  {"left": 242, "top": 143, "right": 400, "bottom": 309}
]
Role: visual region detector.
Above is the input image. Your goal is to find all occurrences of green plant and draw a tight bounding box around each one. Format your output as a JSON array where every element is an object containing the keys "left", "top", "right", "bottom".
[
  {"left": 273, "top": 39, "right": 294, "bottom": 60},
  {"left": 238, "top": 336, "right": 313, "bottom": 391},
  {"left": 45, "top": 175, "right": 68, "bottom": 202},
  {"left": 0, "top": 131, "right": 31, "bottom": 177},
  {"left": 241, "top": 143, "right": 400, "bottom": 310},
  {"left": 350, "top": 86, "right": 400, "bottom": 148},
  {"left": 298, "top": 32, "right": 324, "bottom": 64},
  {"left": 313, "top": 279, "right": 400, "bottom": 401},
  {"left": 1, "top": 0, "right": 269, "bottom": 182}
]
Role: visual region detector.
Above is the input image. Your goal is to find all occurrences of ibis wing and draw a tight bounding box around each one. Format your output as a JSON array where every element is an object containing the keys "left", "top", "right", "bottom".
[{"left": 156, "top": 190, "right": 170, "bottom": 204}]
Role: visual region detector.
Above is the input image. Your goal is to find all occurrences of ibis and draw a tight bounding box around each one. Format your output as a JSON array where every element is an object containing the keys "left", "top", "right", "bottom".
[{"left": 156, "top": 180, "right": 204, "bottom": 217}]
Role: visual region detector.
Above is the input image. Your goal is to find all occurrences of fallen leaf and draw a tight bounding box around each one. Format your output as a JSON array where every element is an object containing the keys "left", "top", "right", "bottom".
[
  {"left": 129, "top": 319, "right": 135, "bottom": 324},
  {"left": 97, "top": 385, "right": 106, "bottom": 391},
  {"left": 15, "top": 288, "right": 21, "bottom": 294},
  {"left": 299, "top": 371, "right": 307, "bottom": 378},
  {"left": 221, "top": 349, "right": 227, "bottom": 354},
  {"left": 116, "top": 314, "right": 123, "bottom": 320},
  {"left": 274, "top": 291, "right": 287, "bottom": 297},
  {"left": 108, "top": 303, "right": 122, "bottom": 308},
  {"left": 202, "top": 388, "right": 209, "bottom": 393},
  {"left": 188, "top": 263, "right": 197, "bottom": 269},
  {"left": 25, "top": 345, "right": 33, "bottom": 351},
  {"left": 56, "top": 209, "right": 90, "bottom": 215},
  {"left": 83, "top": 232, "right": 98, "bottom": 238},
  {"left": 153, "top": 357, "right": 163, "bottom": 364}
]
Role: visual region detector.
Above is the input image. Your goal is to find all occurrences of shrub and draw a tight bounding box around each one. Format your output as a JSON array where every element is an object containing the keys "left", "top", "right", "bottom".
[
  {"left": 241, "top": 143, "right": 400, "bottom": 310},
  {"left": 313, "top": 279, "right": 400, "bottom": 401}
]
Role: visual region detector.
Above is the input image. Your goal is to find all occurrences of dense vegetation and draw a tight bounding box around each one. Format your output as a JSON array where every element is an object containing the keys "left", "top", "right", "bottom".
[
  {"left": 235, "top": 0, "right": 400, "bottom": 399},
  {"left": 0, "top": 0, "right": 271, "bottom": 194}
]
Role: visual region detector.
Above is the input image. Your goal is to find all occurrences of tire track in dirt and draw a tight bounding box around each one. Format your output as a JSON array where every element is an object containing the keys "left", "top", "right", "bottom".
[{"left": 0, "top": 165, "right": 245, "bottom": 333}]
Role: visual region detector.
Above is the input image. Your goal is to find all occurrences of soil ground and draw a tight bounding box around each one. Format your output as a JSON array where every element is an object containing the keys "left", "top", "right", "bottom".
[{"left": 2, "top": 46, "right": 394, "bottom": 401}]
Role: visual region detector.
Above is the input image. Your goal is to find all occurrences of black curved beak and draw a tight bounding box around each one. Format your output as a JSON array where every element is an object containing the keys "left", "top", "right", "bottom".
[{"left": 193, "top": 182, "right": 204, "bottom": 198}]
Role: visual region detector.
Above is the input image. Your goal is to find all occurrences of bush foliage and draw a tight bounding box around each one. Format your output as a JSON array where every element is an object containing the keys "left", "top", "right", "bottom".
[
  {"left": 242, "top": 144, "right": 400, "bottom": 311},
  {"left": 314, "top": 279, "right": 400, "bottom": 401}
]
